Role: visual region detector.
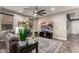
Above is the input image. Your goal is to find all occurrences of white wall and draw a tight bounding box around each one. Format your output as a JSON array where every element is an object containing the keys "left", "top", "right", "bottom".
[
  {"left": 67, "top": 21, "right": 72, "bottom": 34},
  {"left": 38, "top": 13, "right": 67, "bottom": 40},
  {"left": 0, "top": 14, "right": 3, "bottom": 30}
]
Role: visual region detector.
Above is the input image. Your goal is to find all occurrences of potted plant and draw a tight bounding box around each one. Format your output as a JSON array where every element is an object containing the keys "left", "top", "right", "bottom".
[{"left": 19, "top": 22, "right": 29, "bottom": 46}]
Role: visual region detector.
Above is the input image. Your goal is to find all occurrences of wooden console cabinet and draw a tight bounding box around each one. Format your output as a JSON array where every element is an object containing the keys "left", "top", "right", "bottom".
[{"left": 39, "top": 31, "right": 53, "bottom": 39}]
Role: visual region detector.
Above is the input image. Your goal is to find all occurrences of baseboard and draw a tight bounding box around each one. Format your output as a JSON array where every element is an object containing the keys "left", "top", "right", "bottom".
[{"left": 53, "top": 38, "right": 67, "bottom": 42}]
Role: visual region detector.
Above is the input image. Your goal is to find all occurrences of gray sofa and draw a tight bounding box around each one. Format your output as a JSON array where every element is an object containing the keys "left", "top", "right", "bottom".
[{"left": 0, "top": 31, "right": 19, "bottom": 53}]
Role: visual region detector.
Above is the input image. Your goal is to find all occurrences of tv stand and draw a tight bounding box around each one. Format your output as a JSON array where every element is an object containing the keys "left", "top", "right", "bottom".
[{"left": 39, "top": 31, "right": 53, "bottom": 39}]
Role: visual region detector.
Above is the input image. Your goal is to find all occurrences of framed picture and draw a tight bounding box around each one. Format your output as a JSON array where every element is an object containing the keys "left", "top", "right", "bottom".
[
  {"left": 28, "top": 18, "right": 34, "bottom": 29},
  {"left": 41, "top": 21, "right": 53, "bottom": 32},
  {"left": 18, "top": 18, "right": 34, "bottom": 30}
]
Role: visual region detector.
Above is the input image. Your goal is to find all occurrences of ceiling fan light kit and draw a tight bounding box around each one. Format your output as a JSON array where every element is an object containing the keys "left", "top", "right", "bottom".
[{"left": 51, "top": 7, "right": 55, "bottom": 11}]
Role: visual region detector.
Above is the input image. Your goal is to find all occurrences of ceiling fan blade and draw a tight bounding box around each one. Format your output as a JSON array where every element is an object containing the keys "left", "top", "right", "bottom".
[
  {"left": 38, "top": 10, "right": 45, "bottom": 13},
  {"left": 39, "top": 14, "right": 43, "bottom": 16},
  {"left": 38, "top": 14, "right": 43, "bottom": 16},
  {"left": 37, "top": 13, "right": 46, "bottom": 16},
  {"left": 24, "top": 8, "right": 30, "bottom": 10},
  {"left": 39, "top": 13, "right": 46, "bottom": 14}
]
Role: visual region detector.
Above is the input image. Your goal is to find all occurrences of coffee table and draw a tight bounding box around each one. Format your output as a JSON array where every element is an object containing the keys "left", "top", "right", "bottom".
[{"left": 14, "top": 42, "right": 38, "bottom": 53}]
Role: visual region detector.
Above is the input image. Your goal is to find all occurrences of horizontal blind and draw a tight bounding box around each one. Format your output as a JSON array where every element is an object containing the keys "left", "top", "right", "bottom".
[{"left": 2, "top": 14, "right": 13, "bottom": 24}]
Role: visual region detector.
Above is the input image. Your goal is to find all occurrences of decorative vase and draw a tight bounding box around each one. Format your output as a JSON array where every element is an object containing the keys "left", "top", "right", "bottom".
[
  {"left": 19, "top": 41, "right": 26, "bottom": 46},
  {"left": 19, "top": 39, "right": 29, "bottom": 46}
]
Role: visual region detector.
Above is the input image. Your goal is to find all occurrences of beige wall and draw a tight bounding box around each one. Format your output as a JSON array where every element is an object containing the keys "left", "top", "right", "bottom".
[
  {"left": 52, "top": 13, "right": 67, "bottom": 40},
  {"left": 38, "top": 13, "right": 67, "bottom": 40},
  {"left": 13, "top": 14, "right": 28, "bottom": 30},
  {"left": 0, "top": 7, "right": 79, "bottom": 40},
  {"left": 37, "top": 8, "right": 79, "bottom": 40}
]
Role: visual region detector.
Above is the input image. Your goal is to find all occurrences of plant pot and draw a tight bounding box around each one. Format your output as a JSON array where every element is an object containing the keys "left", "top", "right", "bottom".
[{"left": 19, "top": 40, "right": 27, "bottom": 46}]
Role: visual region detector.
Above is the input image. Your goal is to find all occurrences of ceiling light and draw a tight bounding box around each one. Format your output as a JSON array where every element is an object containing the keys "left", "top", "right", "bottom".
[
  {"left": 33, "top": 13, "right": 37, "bottom": 17},
  {"left": 35, "top": 10, "right": 38, "bottom": 13},
  {"left": 75, "top": 12, "right": 79, "bottom": 15},
  {"left": 75, "top": 12, "right": 79, "bottom": 18},
  {"left": 51, "top": 7, "right": 55, "bottom": 11}
]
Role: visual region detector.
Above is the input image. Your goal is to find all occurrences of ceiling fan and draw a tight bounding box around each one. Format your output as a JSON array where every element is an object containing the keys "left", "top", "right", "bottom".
[{"left": 23, "top": 7, "right": 46, "bottom": 18}]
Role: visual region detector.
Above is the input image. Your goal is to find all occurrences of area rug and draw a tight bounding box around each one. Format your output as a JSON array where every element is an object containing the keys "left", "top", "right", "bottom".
[{"left": 33, "top": 37, "right": 64, "bottom": 53}]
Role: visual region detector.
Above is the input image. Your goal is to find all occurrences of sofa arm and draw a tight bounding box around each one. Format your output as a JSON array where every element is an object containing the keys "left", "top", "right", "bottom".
[{"left": 9, "top": 37, "right": 19, "bottom": 53}]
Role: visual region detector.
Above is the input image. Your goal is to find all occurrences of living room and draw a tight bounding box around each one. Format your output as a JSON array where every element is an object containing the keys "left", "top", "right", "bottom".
[{"left": 0, "top": 6, "right": 79, "bottom": 53}]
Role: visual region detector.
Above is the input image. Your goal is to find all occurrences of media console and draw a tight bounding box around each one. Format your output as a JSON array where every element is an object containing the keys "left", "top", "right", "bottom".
[{"left": 39, "top": 31, "right": 53, "bottom": 39}]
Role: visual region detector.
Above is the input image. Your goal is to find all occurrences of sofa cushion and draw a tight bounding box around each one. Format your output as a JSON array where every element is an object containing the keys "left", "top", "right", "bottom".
[{"left": 8, "top": 32, "right": 18, "bottom": 40}]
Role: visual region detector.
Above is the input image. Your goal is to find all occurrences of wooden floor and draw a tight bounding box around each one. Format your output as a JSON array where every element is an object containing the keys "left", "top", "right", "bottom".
[
  {"left": 0, "top": 41, "right": 6, "bottom": 49},
  {"left": 58, "top": 34, "right": 79, "bottom": 53}
]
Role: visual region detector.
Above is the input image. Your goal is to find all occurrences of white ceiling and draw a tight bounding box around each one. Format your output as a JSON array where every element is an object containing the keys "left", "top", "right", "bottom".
[{"left": 3, "top": 6, "right": 79, "bottom": 17}]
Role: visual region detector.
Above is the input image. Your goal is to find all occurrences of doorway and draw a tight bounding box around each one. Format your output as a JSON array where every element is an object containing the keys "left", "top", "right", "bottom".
[{"left": 67, "top": 13, "right": 79, "bottom": 40}]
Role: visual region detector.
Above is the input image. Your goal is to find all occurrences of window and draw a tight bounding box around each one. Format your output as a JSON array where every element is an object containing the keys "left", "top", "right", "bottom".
[{"left": 1, "top": 13, "right": 14, "bottom": 30}]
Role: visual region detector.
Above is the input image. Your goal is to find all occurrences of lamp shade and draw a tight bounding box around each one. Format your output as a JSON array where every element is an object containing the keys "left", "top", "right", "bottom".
[{"left": 15, "top": 27, "right": 19, "bottom": 35}]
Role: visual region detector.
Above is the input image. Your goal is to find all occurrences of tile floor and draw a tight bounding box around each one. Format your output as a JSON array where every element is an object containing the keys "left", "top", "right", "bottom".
[{"left": 1, "top": 34, "right": 79, "bottom": 53}]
